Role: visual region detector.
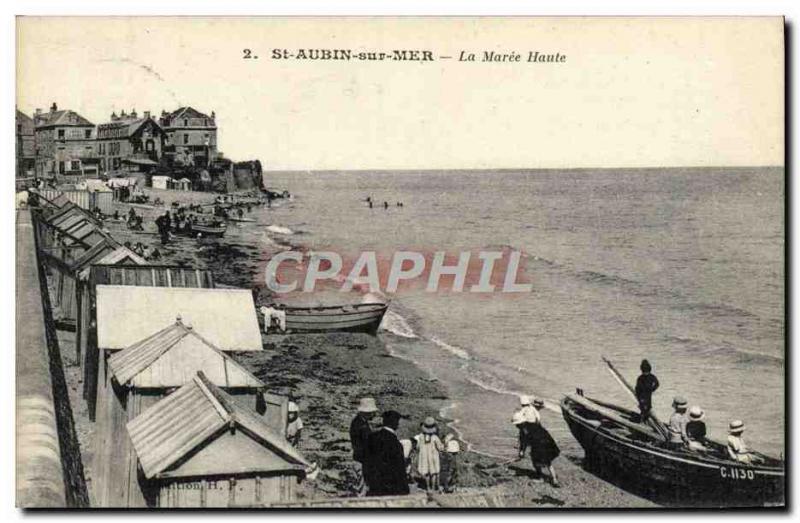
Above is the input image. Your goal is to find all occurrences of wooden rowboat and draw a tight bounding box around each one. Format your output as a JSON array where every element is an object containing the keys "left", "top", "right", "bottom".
[
  {"left": 177, "top": 223, "right": 227, "bottom": 238},
  {"left": 561, "top": 393, "right": 784, "bottom": 507},
  {"left": 280, "top": 302, "right": 388, "bottom": 335}
]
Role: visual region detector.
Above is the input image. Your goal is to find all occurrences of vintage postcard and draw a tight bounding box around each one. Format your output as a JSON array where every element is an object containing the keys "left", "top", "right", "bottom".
[{"left": 15, "top": 16, "right": 785, "bottom": 509}]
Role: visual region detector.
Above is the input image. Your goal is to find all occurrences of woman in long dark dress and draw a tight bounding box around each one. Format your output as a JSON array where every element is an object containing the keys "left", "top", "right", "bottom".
[{"left": 514, "top": 398, "right": 561, "bottom": 487}]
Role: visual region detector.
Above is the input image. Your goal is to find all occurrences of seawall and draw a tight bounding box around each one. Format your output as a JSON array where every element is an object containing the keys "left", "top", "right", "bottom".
[{"left": 16, "top": 209, "right": 89, "bottom": 507}]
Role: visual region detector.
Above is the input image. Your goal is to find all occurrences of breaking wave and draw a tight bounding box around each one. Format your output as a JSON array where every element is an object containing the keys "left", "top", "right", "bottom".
[
  {"left": 430, "top": 336, "right": 471, "bottom": 360},
  {"left": 380, "top": 310, "right": 418, "bottom": 339},
  {"left": 266, "top": 224, "right": 294, "bottom": 235}
]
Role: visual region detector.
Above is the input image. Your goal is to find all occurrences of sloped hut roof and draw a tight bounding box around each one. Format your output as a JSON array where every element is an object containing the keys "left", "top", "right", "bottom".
[
  {"left": 128, "top": 372, "right": 308, "bottom": 479},
  {"left": 94, "top": 285, "right": 262, "bottom": 351},
  {"left": 108, "top": 319, "right": 265, "bottom": 389},
  {"left": 71, "top": 239, "right": 143, "bottom": 272},
  {"left": 88, "top": 264, "right": 215, "bottom": 288}
]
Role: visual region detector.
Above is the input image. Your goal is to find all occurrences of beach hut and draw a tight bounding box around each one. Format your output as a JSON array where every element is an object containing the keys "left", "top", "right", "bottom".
[
  {"left": 32, "top": 205, "right": 138, "bottom": 329},
  {"left": 82, "top": 284, "right": 263, "bottom": 419},
  {"left": 55, "top": 240, "right": 146, "bottom": 328},
  {"left": 175, "top": 178, "right": 192, "bottom": 191},
  {"left": 78, "top": 264, "right": 217, "bottom": 400},
  {"left": 151, "top": 175, "right": 171, "bottom": 190},
  {"left": 92, "top": 318, "right": 275, "bottom": 507},
  {"left": 127, "top": 372, "right": 309, "bottom": 507}
]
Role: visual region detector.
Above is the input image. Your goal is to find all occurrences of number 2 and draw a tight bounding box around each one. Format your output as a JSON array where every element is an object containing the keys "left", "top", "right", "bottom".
[{"left": 243, "top": 49, "right": 253, "bottom": 59}]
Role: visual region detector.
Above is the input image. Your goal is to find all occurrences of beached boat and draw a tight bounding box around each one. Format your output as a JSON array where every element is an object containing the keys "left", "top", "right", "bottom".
[
  {"left": 561, "top": 392, "right": 784, "bottom": 506},
  {"left": 227, "top": 216, "right": 256, "bottom": 223},
  {"left": 281, "top": 302, "right": 388, "bottom": 335},
  {"left": 175, "top": 223, "right": 227, "bottom": 238}
]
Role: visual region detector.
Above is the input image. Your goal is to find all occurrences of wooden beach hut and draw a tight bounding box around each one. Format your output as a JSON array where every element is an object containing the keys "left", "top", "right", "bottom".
[
  {"left": 83, "top": 283, "right": 263, "bottom": 419},
  {"left": 127, "top": 372, "right": 309, "bottom": 508},
  {"left": 92, "top": 319, "right": 281, "bottom": 507},
  {"left": 56, "top": 241, "right": 146, "bottom": 329},
  {"left": 78, "top": 264, "right": 217, "bottom": 401},
  {"left": 32, "top": 204, "right": 142, "bottom": 329}
]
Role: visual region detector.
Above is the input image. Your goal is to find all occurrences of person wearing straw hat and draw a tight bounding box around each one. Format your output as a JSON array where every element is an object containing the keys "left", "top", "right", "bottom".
[
  {"left": 667, "top": 396, "right": 689, "bottom": 449},
  {"left": 349, "top": 397, "right": 378, "bottom": 496},
  {"left": 286, "top": 401, "right": 303, "bottom": 447},
  {"left": 685, "top": 406, "right": 708, "bottom": 451},
  {"left": 414, "top": 416, "right": 444, "bottom": 493},
  {"left": 727, "top": 420, "right": 761, "bottom": 464}
]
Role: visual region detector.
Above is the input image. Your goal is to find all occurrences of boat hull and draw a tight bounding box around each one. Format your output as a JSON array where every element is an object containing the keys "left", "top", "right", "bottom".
[
  {"left": 179, "top": 225, "right": 226, "bottom": 238},
  {"left": 283, "top": 303, "right": 388, "bottom": 335},
  {"left": 562, "top": 398, "right": 784, "bottom": 507}
]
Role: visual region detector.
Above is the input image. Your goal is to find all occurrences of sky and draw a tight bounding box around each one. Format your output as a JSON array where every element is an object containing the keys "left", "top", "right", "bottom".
[{"left": 16, "top": 17, "right": 784, "bottom": 170}]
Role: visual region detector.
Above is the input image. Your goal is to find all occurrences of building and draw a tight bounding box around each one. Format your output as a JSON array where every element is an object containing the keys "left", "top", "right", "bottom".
[
  {"left": 95, "top": 109, "right": 166, "bottom": 174},
  {"left": 33, "top": 103, "right": 97, "bottom": 178},
  {"left": 127, "top": 372, "right": 308, "bottom": 507},
  {"left": 158, "top": 106, "right": 217, "bottom": 168},
  {"left": 92, "top": 319, "right": 272, "bottom": 507},
  {"left": 16, "top": 109, "right": 36, "bottom": 178}
]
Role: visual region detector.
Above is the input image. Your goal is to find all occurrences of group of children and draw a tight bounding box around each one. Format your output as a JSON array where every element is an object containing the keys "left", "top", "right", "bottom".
[{"left": 399, "top": 416, "right": 462, "bottom": 493}]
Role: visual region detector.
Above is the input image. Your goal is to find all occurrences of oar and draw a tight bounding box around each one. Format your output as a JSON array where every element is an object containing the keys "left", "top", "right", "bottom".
[{"left": 601, "top": 356, "right": 670, "bottom": 442}]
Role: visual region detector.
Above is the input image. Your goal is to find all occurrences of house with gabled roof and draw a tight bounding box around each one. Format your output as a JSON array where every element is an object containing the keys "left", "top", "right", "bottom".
[
  {"left": 33, "top": 102, "right": 97, "bottom": 178},
  {"left": 126, "top": 372, "right": 307, "bottom": 507},
  {"left": 92, "top": 320, "right": 280, "bottom": 507},
  {"left": 158, "top": 106, "right": 217, "bottom": 168},
  {"left": 96, "top": 109, "right": 166, "bottom": 174}
]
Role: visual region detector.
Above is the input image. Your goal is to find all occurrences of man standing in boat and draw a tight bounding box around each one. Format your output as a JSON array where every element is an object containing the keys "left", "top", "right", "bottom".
[{"left": 634, "top": 359, "right": 659, "bottom": 422}]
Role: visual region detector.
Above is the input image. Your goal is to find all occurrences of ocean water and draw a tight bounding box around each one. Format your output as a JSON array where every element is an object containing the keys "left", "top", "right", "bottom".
[{"left": 247, "top": 168, "right": 785, "bottom": 458}]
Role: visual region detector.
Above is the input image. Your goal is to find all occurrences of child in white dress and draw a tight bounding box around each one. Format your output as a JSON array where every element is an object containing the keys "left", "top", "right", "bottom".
[{"left": 415, "top": 417, "right": 444, "bottom": 492}]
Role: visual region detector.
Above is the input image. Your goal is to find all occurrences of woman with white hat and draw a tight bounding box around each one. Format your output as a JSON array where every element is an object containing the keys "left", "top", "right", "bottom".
[
  {"left": 727, "top": 420, "right": 761, "bottom": 464},
  {"left": 513, "top": 399, "right": 561, "bottom": 487},
  {"left": 517, "top": 394, "right": 540, "bottom": 424},
  {"left": 414, "top": 416, "right": 444, "bottom": 493},
  {"left": 684, "top": 406, "right": 707, "bottom": 451}
]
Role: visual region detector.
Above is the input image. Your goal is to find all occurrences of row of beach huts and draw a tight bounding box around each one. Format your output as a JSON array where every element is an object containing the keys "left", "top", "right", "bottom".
[{"left": 29, "top": 191, "right": 313, "bottom": 508}]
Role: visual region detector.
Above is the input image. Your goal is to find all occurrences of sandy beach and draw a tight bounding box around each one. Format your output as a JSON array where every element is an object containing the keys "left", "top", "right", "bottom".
[{"left": 41, "top": 187, "right": 658, "bottom": 508}]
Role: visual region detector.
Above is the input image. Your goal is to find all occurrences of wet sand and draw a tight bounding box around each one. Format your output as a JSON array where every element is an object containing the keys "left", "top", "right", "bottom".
[{"left": 56, "top": 188, "right": 655, "bottom": 507}]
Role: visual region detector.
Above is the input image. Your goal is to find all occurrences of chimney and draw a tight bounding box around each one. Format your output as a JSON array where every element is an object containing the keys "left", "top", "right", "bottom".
[
  {"left": 111, "top": 111, "right": 117, "bottom": 121},
  {"left": 35, "top": 108, "right": 42, "bottom": 116},
  {"left": 144, "top": 110, "right": 151, "bottom": 119},
  {"left": 120, "top": 109, "right": 127, "bottom": 118},
  {"left": 50, "top": 102, "right": 58, "bottom": 112},
  {"left": 131, "top": 108, "right": 137, "bottom": 118},
  {"left": 211, "top": 111, "right": 216, "bottom": 120}
]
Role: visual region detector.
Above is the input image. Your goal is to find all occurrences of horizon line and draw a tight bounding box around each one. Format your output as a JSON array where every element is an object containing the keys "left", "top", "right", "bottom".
[{"left": 258, "top": 165, "right": 784, "bottom": 174}]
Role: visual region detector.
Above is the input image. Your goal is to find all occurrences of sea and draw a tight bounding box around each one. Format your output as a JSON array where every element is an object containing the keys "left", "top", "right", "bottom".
[{"left": 238, "top": 167, "right": 785, "bottom": 459}]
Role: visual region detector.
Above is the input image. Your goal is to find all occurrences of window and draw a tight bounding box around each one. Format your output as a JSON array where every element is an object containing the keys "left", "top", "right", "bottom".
[
  {"left": 17, "top": 124, "right": 21, "bottom": 133},
  {"left": 183, "top": 134, "right": 189, "bottom": 145},
  {"left": 58, "top": 161, "right": 65, "bottom": 174},
  {"left": 183, "top": 118, "right": 188, "bottom": 126},
  {"left": 85, "top": 129, "right": 91, "bottom": 139},
  {"left": 57, "top": 129, "right": 65, "bottom": 140},
  {"left": 71, "top": 160, "right": 80, "bottom": 171}
]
